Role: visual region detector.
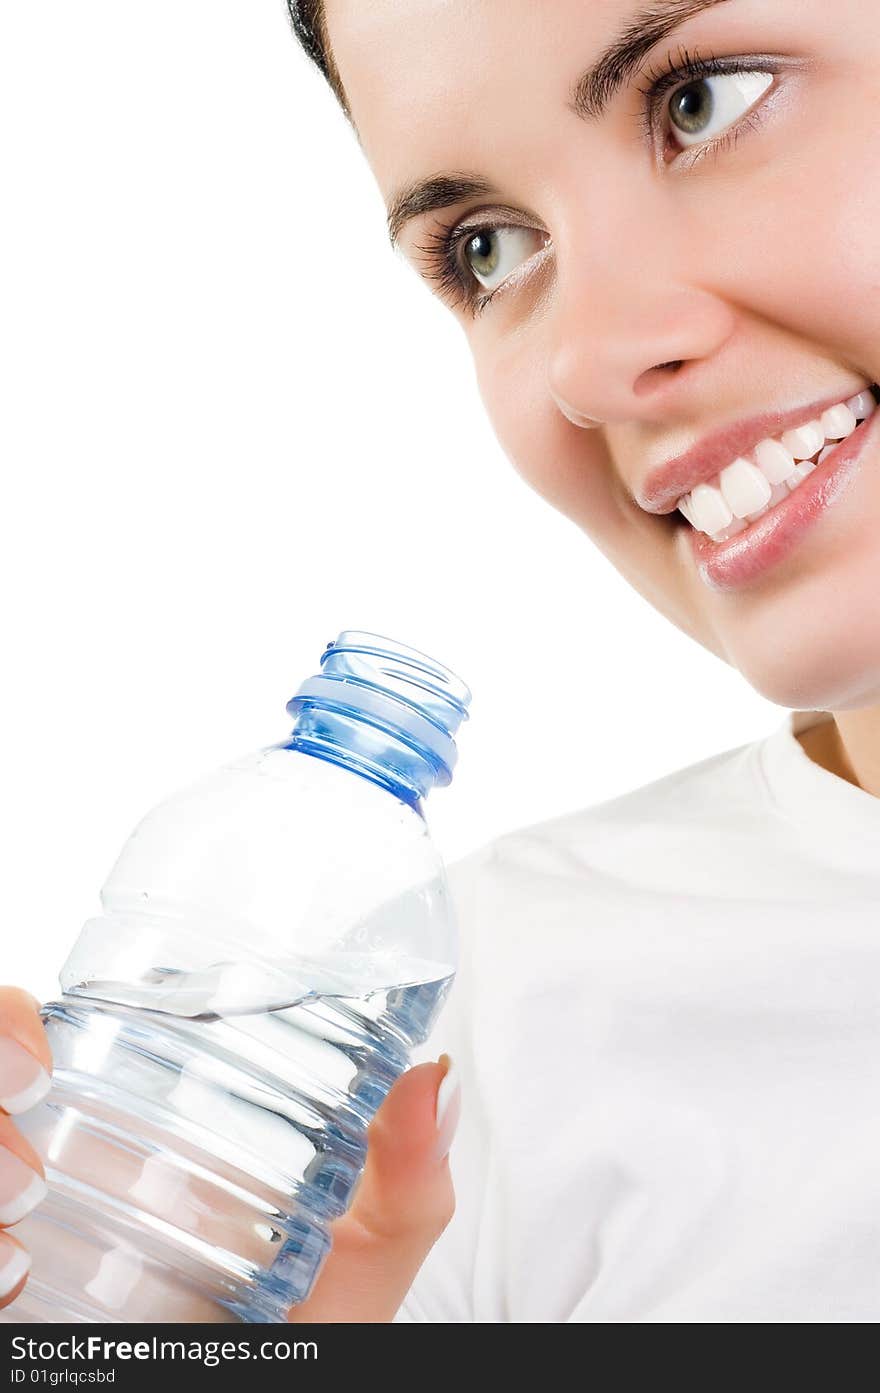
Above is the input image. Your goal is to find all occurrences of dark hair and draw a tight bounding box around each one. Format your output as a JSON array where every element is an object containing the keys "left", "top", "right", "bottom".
[
  {"left": 287, "top": 2, "right": 330, "bottom": 81},
  {"left": 288, "top": 0, "right": 349, "bottom": 112}
]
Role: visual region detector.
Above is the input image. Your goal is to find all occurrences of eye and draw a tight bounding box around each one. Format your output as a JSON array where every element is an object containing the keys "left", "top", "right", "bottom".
[
  {"left": 461, "top": 226, "right": 546, "bottom": 291},
  {"left": 666, "top": 70, "right": 773, "bottom": 149}
]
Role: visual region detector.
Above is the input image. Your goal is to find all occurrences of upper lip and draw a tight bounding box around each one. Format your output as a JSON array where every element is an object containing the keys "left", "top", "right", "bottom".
[{"left": 637, "top": 383, "right": 872, "bottom": 516}]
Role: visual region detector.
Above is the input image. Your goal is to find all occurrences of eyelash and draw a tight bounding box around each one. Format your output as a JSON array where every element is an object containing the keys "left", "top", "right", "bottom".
[
  {"left": 420, "top": 46, "right": 780, "bottom": 315},
  {"left": 415, "top": 223, "right": 515, "bottom": 316},
  {"left": 635, "top": 44, "right": 780, "bottom": 159}
]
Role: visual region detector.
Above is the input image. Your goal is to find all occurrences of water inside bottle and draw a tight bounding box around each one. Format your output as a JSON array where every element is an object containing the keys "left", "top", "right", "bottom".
[
  {"left": 9, "top": 964, "right": 454, "bottom": 1322},
  {"left": 64, "top": 950, "right": 454, "bottom": 1021}
]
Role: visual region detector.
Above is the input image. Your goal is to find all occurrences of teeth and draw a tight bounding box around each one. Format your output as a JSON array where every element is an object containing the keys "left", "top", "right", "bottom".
[
  {"left": 768, "top": 483, "right": 790, "bottom": 506},
  {"left": 673, "top": 392, "right": 874, "bottom": 543},
  {"left": 754, "top": 437, "right": 797, "bottom": 484},
  {"left": 739, "top": 487, "right": 789, "bottom": 530},
  {"left": 675, "top": 385, "right": 876, "bottom": 541},
  {"left": 719, "top": 456, "right": 772, "bottom": 518},
  {"left": 677, "top": 494, "right": 697, "bottom": 527},
  {"left": 820, "top": 403, "right": 857, "bottom": 440},
  {"left": 687, "top": 482, "right": 732, "bottom": 534},
  {"left": 709, "top": 518, "right": 747, "bottom": 543},
  {"left": 785, "top": 459, "right": 817, "bottom": 491},
  {"left": 846, "top": 390, "right": 876, "bottom": 420},
  {"left": 780, "top": 418, "right": 824, "bottom": 460}
]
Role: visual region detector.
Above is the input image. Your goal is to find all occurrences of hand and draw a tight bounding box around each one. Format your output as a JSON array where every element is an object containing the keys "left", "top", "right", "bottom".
[
  {"left": 288, "top": 1055, "right": 460, "bottom": 1323},
  {"left": 0, "top": 987, "right": 52, "bottom": 1309}
]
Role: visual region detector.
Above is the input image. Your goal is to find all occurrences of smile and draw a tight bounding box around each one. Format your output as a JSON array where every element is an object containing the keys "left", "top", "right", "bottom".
[
  {"left": 680, "top": 385, "right": 880, "bottom": 593},
  {"left": 676, "top": 389, "right": 878, "bottom": 541}
]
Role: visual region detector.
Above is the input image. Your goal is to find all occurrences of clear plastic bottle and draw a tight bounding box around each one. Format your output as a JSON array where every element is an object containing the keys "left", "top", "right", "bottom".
[{"left": 5, "top": 631, "right": 471, "bottom": 1323}]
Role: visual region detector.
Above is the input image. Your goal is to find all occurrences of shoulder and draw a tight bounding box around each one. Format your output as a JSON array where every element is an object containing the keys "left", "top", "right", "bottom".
[{"left": 447, "top": 732, "right": 770, "bottom": 911}]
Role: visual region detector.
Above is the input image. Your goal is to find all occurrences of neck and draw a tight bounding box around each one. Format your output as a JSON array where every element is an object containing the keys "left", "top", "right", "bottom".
[{"left": 797, "top": 707, "right": 880, "bottom": 796}]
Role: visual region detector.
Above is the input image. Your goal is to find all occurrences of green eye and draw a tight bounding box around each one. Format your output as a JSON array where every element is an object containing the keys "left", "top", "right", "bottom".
[
  {"left": 464, "top": 231, "right": 501, "bottom": 281},
  {"left": 670, "top": 80, "right": 714, "bottom": 135},
  {"left": 667, "top": 70, "right": 773, "bottom": 148},
  {"left": 461, "top": 226, "right": 546, "bottom": 291}
]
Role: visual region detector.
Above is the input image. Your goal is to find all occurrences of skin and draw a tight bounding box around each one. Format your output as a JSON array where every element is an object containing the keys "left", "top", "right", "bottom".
[
  {"left": 0, "top": 991, "right": 51, "bottom": 1310},
  {"left": 325, "top": 0, "right": 880, "bottom": 795}
]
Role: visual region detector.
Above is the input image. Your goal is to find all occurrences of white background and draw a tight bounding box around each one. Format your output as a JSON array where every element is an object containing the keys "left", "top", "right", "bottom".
[{"left": 1, "top": 1, "right": 779, "bottom": 1001}]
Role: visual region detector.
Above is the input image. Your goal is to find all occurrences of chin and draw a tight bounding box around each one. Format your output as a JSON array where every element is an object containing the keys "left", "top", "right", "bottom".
[
  {"left": 698, "top": 501, "right": 880, "bottom": 707},
  {"left": 718, "top": 559, "right": 880, "bottom": 712}
]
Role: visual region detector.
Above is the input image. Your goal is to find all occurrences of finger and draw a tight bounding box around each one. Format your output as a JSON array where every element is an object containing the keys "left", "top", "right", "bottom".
[
  {"left": 0, "top": 988, "right": 52, "bottom": 1116},
  {"left": 0, "top": 1113, "right": 47, "bottom": 1229},
  {"left": 0, "top": 1114, "right": 45, "bottom": 1179},
  {"left": 289, "top": 1056, "right": 460, "bottom": 1324},
  {"left": 0, "top": 1233, "right": 31, "bottom": 1310}
]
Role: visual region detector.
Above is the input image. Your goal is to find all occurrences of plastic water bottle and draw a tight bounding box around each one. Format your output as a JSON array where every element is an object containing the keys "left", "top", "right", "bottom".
[{"left": 6, "top": 631, "right": 471, "bottom": 1323}]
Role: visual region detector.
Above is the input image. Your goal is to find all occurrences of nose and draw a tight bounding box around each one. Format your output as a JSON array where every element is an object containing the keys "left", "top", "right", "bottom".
[{"left": 547, "top": 238, "right": 737, "bottom": 428}]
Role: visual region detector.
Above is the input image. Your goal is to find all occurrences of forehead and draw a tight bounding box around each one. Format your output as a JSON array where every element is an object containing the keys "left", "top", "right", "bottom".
[{"left": 324, "top": 0, "right": 622, "bottom": 190}]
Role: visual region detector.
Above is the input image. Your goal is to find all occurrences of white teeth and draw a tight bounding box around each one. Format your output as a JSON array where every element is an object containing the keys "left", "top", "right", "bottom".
[
  {"left": 820, "top": 403, "right": 857, "bottom": 440},
  {"left": 732, "top": 485, "right": 788, "bottom": 529},
  {"left": 688, "top": 482, "right": 732, "bottom": 534},
  {"left": 677, "top": 494, "right": 696, "bottom": 527},
  {"left": 780, "top": 418, "right": 825, "bottom": 460},
  {"left": 719, "top": 456, "right": 772, "bottom": 518},
  {"left": 754, "top": 437, "right": 797, "bottom": 485},
  {"left": 676, "top": 387, "right": 876, "bottom": 541},
  {"left": 845, "top": 390, "right": 876, "bottom": 420},
  {"left": 738, "top": 490, "right": 786, "bottom": 528},
  {"left": 709, "top": 518, "right": 748, "bottom": 543},
  {"left": 785, "top": 459, "right": 817, "bottom": 491}
]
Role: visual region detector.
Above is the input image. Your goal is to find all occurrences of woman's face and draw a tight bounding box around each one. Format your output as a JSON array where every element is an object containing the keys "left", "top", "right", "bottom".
[{"left": 325, "top": 0, "right": 880, "bottom": 711}]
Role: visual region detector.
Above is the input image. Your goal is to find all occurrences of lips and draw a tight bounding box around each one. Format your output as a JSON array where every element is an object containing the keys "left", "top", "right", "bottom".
[
  {"left": 638, "top": 385, "right": 873, "bottom": 516},
  {"left": 687, "top": 402, "right": 880, "bottom": 591},
  {"left": 678, "top": 389, "right": 876, "bottom": 540}
]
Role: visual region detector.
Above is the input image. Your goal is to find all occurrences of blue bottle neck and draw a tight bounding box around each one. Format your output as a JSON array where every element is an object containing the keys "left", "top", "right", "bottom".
[
  {"left": 284, "top": 632, "right": 471, "bottom": 811},
  {"left": 283, "top": 714, "right": 432, "bottom": 811}
]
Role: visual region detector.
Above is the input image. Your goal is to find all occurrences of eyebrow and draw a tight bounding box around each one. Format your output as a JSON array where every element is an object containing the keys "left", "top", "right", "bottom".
[
  {"left": 387, "top": 173, "right": 496, "bottom": 246},
  {"left": 387, "top": 0, "right": 731, "bottom": 244},
  {"left": 571, "top": 0, "right": 732, "bottom": 119}
]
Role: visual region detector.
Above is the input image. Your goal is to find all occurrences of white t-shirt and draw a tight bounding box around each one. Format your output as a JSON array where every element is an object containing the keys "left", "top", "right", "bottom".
[{"left": 401, "top": 712, "right": 880, "bottom": 1323}]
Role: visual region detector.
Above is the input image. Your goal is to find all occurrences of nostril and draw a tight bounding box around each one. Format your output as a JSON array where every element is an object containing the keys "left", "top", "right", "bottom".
[{"left": 633, "top": 358, "right": 688, "bottom": 398}]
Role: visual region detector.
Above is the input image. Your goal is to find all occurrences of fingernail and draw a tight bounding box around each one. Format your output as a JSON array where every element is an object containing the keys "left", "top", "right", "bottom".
[
  {"left": 0, "top": 1039, "right": 51, "bottom": 1115},
  {"left": 0, "top": 1149, "right": 48, "bottom": 1227},
  {"left": 0, "top": 1237, "right": 31, "bottom": 1298},
  {"left": 434, "top": 1054, "right": 461, "bottom": 1161}
]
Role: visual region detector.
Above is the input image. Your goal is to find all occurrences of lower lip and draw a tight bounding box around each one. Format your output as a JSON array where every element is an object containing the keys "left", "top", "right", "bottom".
[{"left": 687, "top": 407, "right": 880, "bottom": 592}]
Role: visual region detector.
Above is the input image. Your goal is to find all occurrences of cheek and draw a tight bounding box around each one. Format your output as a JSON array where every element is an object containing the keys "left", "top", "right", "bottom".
[
  {"left": 470, "top": 330, "right": 716, "bottom": 647},
  {"left": 801, "top": 175, "right": 880, "bottom": 359},
  {"left": 735, "top": 197, "right": 880, "bottom": 367},
  {"left": 473, "top": 330, "right": 624, "bottom": 535},
  {"left": 696, "top": 97, "right": 880, "bottom": 368}
]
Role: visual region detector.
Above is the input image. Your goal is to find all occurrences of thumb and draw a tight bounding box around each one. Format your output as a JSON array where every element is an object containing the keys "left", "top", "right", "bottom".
[{"left": 288, "top": 1056, "right": 460, "bottom": 1323}]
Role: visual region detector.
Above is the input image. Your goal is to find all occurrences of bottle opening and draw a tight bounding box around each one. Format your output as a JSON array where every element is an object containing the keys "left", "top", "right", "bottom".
[{"left": 285, "top": 630, "right": 472, "bottom": 805}]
